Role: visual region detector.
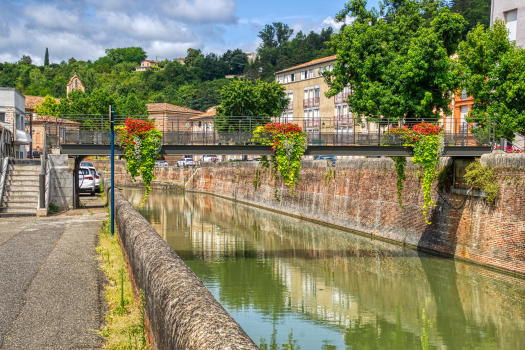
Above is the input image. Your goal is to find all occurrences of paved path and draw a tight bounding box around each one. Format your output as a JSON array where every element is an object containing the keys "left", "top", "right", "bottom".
[{"left": 0, "top": 195, "right": 107, "bottom": 349}]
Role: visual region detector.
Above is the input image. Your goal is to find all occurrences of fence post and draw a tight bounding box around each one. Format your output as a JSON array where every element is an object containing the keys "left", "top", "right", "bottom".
[{"left": 110, "top": 105, "right": 115, "bottom": 237}]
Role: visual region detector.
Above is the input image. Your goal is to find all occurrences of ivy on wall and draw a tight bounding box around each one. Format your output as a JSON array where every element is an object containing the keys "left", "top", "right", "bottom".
[
  {"left": 253, "top": 123, "right": 308, "bottom": 201},
  {"left": 117, "top": 118, "right": 162, "bottom": 205},
  {"left": 385, "top": 123, "right": 445, "bottom": 224}
]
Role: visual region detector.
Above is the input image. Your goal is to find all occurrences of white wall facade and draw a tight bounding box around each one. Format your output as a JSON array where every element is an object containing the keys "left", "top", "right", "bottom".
[{"left": 491, "top": 0, "right": 525, "bottom": 47}]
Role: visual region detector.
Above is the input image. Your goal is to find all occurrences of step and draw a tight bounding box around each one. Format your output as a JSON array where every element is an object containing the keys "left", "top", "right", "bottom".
[
  {"left": 7, "top": 165, "right": 42, "bottom": 172},
  {"left": 6, "top": 174, "right": 40, "bottom": 181},
  {"left": 8, "top": 170, "right": 42, "bottom": 176},
  {"left": 4, "top": 185, "right": 40, "bottom": 192},
  {"left": 5, "top": 180, "right": 39, "bottom": 186},
  {"left": 0, "top": 213, "right": 37, "bottom": 218},
  {"left": 7, "top": 159, "right": 41, "bottom": 166},
  {"left": 0, "top": 207, "right": 37, "bottom": 214},
  {"left": 1, "top": 201, "right": 38, "bottom": 208},
  {"left": 3, "top": 192, "right": 38, "bottom": 198}
]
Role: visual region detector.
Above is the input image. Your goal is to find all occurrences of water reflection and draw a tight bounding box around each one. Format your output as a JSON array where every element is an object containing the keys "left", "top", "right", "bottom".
[{"left": 123, "top": 188, "right": 525, "bottom": 349}]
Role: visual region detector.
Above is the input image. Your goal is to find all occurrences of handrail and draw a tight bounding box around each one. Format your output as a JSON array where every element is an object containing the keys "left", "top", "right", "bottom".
[
  {"left": 0, "top": 129, "right": 4, "bottom": 159},
  {"left": 0, "top": 157, "right": 8, "bottom": 206},
  {"left": 38, "top": 131, "right": 47, "bottom": 209}
]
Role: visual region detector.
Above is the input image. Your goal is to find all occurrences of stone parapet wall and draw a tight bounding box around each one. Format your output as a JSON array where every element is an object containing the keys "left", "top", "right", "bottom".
[
  {"left": 105, "top": 179, "right": 258, "bottom": 350},
  {"left": 92, "top": 160, "right": 192, "bottom": 190},
  {"left": 49, "top": 155, "right": 74, "bottom": 210},
  {"left": 184, "top": 156, "right": 525, "bottom": 276}
]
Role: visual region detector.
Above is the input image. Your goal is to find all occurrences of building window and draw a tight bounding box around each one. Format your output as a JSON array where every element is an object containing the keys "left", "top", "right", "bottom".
[
  {"left": 506, "top": 10, "right": 517, "bottom": 42},
  {"left": 279, "top": 76, "right": 283, "bottom": 84},
  {"left": 309, "top": 69, "right": 313, "bottom": 78},
  {"left": 0, "top": 112, "right": 4, "bottom": 122}
]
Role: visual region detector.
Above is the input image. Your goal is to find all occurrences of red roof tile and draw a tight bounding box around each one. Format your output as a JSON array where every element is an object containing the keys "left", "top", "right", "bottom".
[{"left": 275, "top": 55, "right": 337, "bottom": 74}]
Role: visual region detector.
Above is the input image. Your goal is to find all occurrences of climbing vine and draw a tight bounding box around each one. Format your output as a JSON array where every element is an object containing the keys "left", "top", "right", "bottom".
[
  {"left": 253, "top": 123, "right": 308, "bottom": 201},
  {"left": 385, "top": 123, "right": 445, "bottom": 224},
  {"left": 117, "top": 118, "right": 162, "bottom": 206}
]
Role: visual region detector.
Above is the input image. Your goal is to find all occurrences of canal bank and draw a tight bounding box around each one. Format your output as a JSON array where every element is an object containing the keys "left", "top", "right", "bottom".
[
  {"left": 122, "top": 187, "right": 525, "bottom": 349},
  {"left": 96, "top": 153, "right": 525, "bottom": 276}
]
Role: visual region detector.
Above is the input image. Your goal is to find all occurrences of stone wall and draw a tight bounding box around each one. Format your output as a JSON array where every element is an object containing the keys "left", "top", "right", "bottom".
[
  {"left": 92, "top": 160, "right": 192, "bottom": 191},
  {"left": 106, "top": 181, "right": 258, "bottom": 350},
  {"left": 182, "top": 154, "right": 525, "bottom": 276},
  {"left": 49, "top": 155, "right": 74, "bottom": 210}
]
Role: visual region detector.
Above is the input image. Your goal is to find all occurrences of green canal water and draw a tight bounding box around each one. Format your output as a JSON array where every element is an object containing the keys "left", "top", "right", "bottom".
[{"left": 122, "top": 187, "right": 525, "bottom": 350}]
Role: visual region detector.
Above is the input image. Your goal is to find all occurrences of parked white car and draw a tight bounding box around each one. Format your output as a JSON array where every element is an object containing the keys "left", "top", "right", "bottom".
[
  {"left": 78, "top": 167, "right": 96, "bottom": 196},
  {"left": 87, "top": 167, "right": 101, "bottom": 193},
  {"left": 80, "top": 161, "right": 95, "bottom": 168},
  {"left": 177, "top": 158, "right": 196, "bottom": 167},
  {"left": 155, "top": 160, "right": 169, "bottom": 167},
  {"left": 200, "top": 155, "right": 217, "bottom": 163}
]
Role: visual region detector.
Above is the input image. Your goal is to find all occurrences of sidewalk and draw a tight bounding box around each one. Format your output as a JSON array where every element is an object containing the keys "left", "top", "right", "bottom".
[{"left": 0, "top": 195, "right": 107, "bottom": 349}]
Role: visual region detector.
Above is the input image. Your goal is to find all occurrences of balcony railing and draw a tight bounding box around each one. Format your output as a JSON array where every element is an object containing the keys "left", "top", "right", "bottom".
[
  {"left": 334, "top": 92, "right": 350, "bottom": 104},
  {"left": 334, "top": 114, "right": 352, "bottom": 125},
  {"left": 303, "top": 97, "right": 320, "bottom": 108}
]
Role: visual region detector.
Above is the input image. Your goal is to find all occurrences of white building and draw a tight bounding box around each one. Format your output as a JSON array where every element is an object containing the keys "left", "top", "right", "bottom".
[
  {"left": 491, "top": 0, "right": 525, "bottom": 47},
  {"left": 0, "top": 88, "right": 32, "bottom": 159}
]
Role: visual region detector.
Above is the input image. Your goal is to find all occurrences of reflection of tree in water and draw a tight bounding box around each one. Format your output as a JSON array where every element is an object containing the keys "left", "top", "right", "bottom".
[
  {"left": 121, "top": 188, "right": 525, "bottom": 350},
  {"left": 259, "top": 328, "right": 300, "bottom": 350}
]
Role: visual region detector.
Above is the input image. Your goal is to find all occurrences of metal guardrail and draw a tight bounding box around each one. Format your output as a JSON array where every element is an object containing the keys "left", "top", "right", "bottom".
[{"left": 44, "top": 116, "right": 499, "bottom": 148}]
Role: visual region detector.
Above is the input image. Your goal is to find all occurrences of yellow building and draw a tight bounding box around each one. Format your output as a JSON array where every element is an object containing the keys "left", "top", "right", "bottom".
[{"left": 275, "top": 55, "right": 375, "bottom": 145}]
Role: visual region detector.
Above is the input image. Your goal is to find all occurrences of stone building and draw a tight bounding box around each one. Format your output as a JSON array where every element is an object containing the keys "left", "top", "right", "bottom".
[
  {"left": 0, "top": 88, "right": 32, "bottom": 158},
  {"left": 491, "top": 0, "right": 524, "bottom": 47},
  {"left": 275, "top": 55, "right": 373, "bottom": 143},
  {"left": 66, "top": 73, "right": 85, "bottom": 96},
  {"left": 31, "top": 115, "right": 81, "bottom": 152}
]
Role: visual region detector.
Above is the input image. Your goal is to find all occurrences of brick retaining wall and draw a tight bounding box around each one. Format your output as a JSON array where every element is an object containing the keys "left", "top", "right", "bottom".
[{"left": 184, "top": 154, "right": 525, "bottom": 276}]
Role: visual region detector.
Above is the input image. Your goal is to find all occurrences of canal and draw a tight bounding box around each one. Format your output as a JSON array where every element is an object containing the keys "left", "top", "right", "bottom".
[{"left": 122, "top": 187, "right": 525, "bottom": 350}]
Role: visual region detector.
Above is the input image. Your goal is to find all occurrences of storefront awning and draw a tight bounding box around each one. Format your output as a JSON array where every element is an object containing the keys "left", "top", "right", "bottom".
[{"left": 14, "top": 130, "right": 32, "bottom": 145}]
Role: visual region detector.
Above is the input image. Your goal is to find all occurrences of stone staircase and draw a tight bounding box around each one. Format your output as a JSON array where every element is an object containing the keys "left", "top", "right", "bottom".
[{"left": 0, "top": 159, "right": 41, "bottom": 217}]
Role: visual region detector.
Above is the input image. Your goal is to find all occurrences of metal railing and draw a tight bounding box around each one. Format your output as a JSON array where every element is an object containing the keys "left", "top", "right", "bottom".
[
  {"left": 43, "top": 115, "right": 505, "bottom": 148},
  {"left": 303, "top": 97, "right": 320, "bottom": 108}
]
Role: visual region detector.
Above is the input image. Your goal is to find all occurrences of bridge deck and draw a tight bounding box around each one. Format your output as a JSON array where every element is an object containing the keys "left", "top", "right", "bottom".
[{"left": 59, "top": 144, "right": 492, "bottom": 157}]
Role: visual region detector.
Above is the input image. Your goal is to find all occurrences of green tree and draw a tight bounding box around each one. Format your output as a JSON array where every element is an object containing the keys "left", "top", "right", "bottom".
[
  {"left": 458, "top": 19, "right": 525, "bottom": 139},
  {"left": 115, "top": 93, "right": 148, "bottom": 116},
  {"left": 34, "top": 95, "right": 60, "bottom": 117},
  {"left": 449, "top": 0, "right": 491, "bottom": 39},
  {"left": 323, "top": 0, "right": 466, "bottom": 122},
  {"left": 59, "top": 90, "right": 90, "bottom": 116},
  {"left": 105, "top": 47, "right": 147, "bottom": 64},
  {"left": 20, "top": 55, "right": 32, "bottom": 65},
  {"left": 185, "top": 48, "right": 204, "bottom": 67},
  {"left": 215, "top": 79, "right": 287, "bottom": 132},
  {"left": 89, "top": 88, "right": 115, "bottom": 115},
  {"left": 44, "top": 48, "right": 49, "bottom": 67}
]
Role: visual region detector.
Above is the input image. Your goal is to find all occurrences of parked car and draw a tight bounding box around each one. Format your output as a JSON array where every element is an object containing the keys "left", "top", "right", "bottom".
[
  {"left": 78, "top": 167, "right": 96, "bottom": 196},
  {"left": 80, "top": 161, "right": 95, "bottom": 168},
  {"left": 155, "top": 160, "right": 169, "bottom": 167},
  {"left": 87, "top": 167, "right": 101, "bottom": 193},
  {"left": 30, "top": 151, "right": 41, "bottom": 158},
  {"left": 315, "top": 155, "right": 337, "bottom": 166},
  {"left": 177, "top": 158, "right": 196, "bottom": 167},
  {"left": 200, "top": 155, "right": 218, "bottom": 163},
  {"left": 250, "top": 157, "right": 262, "bottom": 161}
]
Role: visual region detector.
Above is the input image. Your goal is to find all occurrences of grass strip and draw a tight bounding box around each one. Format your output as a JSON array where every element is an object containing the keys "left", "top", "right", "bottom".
[{"left": 96, "top": 185, "right": 148, "bottom": 349}]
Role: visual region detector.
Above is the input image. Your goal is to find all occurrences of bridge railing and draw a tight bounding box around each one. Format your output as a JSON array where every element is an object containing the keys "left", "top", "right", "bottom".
[{"left": 44, "top": 115, "right": 500, "bottom": 148}]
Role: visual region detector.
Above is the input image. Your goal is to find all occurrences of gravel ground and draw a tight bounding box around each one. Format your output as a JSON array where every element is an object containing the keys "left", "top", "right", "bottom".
[{"left": 0, "top": 194, "right": 107, "bottom": 349}]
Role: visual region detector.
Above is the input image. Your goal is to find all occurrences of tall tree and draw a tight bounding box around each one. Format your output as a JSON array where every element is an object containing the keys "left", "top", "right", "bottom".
[
  {"left": 44, "top": 48, "right": 49, "bottom": 67},
  {"left": 323, "top": 0, "right": 466, "bottom": 122},
  {"left": 449, "top": 0, "right": 491, "bottom": 39},
  {"left": 185, "top": 48, "right": 204, "bottom": 68},
  {"left": 105, "top": 47, "right": 147, "bottom": 64},
  {"left": 215, "top": 79, "right": 287, "bottom": 131},
  {"left": 458, "top": 19, "right": 525, "bottom": 139},
  {"left": 34, "top": 95, "right": 59, "bottom": 117}
]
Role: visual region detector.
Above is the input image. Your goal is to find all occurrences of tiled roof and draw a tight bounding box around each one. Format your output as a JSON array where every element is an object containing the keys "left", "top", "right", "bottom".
[
  {"left": 25, "top": 95, "right": 60, "bottom": 111},
  {"left": 189, "top": 106, "right": 218, "bottom": 120},
  {"left": 32, "top": 115, "right": 81, "bottom": 125},
  {"left": 146, "top": 103, "right": 203, "bottom": 115},
  {"left": 275, "top": 55, "right": 337, "bottom": 74}
]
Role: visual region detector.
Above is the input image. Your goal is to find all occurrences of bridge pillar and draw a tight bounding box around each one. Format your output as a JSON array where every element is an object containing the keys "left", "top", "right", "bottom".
[{"left": 73, "top": 156, "right": 87, "bottom": 208}]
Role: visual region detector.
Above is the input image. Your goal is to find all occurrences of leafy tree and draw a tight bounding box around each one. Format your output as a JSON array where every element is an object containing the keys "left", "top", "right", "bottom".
[
  {"left": 215, "top": 79, "right": 287, "bottom": 131},
  {"left": 185, "top": 48, "right": 204, "bottom": 67},
  {"left": 449, "top": 0, "right": 491, "bottom": 39},
  {"left": 115, "top": 93, "right": 147, "bottom": 116},
  {"left": 105, "top": 47, "right": 147, "bottom": 64},
  {"left": 59, "top": 90, "right": 91, "bottom": 116},
  {"left": 458, "top": 20, "right": 525, "bottom": 139},
  {"left": 323, "top": 0, "right": 466, "bottom": 122},
  {"left": 34, "top": 95, "right": 60, "bottom": 117},
  {"left": 89, "top": 88, "right": 115, "bottom": 115},
  {"left": 44, "top": 48, "right": 49, "bottom": 67},
  {"left": 20, "top": 55, "right": 32, "bottom": 65}
]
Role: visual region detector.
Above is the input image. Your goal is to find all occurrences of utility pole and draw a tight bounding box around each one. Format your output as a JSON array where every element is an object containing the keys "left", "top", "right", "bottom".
[{"left": 110, "top": 105, "right": 115, "bottom": 236}]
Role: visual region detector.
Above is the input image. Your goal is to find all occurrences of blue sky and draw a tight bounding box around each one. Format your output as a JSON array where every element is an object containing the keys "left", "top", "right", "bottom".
[{"left": 0, "top": 0, "right": 381, "bottom": 65}]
